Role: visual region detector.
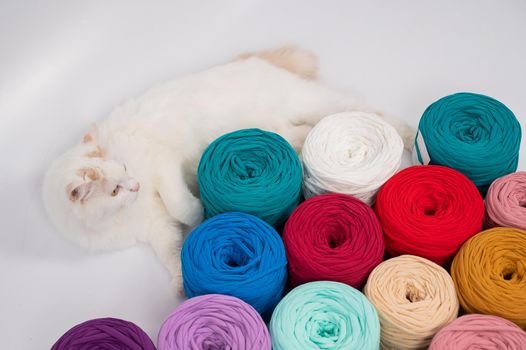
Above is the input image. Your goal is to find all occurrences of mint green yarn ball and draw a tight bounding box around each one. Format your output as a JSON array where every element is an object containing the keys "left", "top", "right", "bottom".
[
  {"left": 270, "top": 281, "right": 380, "bottom": 350},
  {"left": 197, "top": 128, "right": 302, "bottom": 227}
]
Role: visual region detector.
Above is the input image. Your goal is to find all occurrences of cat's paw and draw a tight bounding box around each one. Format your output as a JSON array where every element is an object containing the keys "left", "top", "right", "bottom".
[
  {"left": 185, "top": 199, "right": 204, "bottom": 227},
  {"left": 170, "top": 275, "right": 186, "bottom": 298}
]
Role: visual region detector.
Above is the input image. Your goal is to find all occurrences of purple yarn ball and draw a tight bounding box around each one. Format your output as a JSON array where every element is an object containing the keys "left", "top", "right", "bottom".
[
  {"left": 158, "top": 294, "right": 271, "bottom": 349},
  {"left": 51, "top": 317, "right": 156, "bottom": 350}
]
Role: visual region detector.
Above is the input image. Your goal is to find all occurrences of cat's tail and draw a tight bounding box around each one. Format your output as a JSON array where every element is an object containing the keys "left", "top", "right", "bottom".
[{"left": 237, "top": 46, "right": 318, "bottom": 80}]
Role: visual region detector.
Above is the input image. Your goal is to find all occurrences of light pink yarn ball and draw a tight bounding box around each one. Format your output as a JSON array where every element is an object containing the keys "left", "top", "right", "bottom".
[
  {"left": 430, "top": 314, "right": 526, "bottom": 349},
  {"left": 485, "top": 172, "right": 526, "bottom": 230}
]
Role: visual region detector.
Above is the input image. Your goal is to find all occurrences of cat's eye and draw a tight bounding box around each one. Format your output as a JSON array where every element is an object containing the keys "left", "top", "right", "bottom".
[{"left": 111, "top": 186, "right": 120, "bottom": 196}]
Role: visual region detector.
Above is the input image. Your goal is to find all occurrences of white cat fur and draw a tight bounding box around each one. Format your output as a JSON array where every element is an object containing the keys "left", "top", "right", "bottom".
[{"left": 42, "top": 47, "right": 414, "bottom": 292}]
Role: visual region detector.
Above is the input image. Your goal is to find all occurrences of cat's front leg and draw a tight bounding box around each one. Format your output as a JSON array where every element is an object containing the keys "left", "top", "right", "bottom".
[
  {"left": 155, "top": 154, "right": 204, "bottom": 228},
  {"left": 148, "top": 216, "right": 185, "bottom": 295}
]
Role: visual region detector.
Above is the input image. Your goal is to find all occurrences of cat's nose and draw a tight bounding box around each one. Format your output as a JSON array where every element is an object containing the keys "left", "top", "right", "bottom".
[
  {"left": 130, "top": 182, "right": 140, "bottom": 192},
  {"left": 122, "top": 179, "right": 140, "bottom": 192}
]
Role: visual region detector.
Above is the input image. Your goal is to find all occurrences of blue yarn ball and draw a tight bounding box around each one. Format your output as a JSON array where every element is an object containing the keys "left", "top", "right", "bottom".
[
  {"left": 197, "top": 128, "right": 302, "bottom": 227},
  {"left": 181, "top": 212, "right": 288, "bottom": 318},
  {"left": 414, "top": 92, "right": 522, "bottom": 194}
]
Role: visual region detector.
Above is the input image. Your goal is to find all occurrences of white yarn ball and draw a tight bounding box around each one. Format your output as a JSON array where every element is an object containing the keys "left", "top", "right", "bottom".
[{"left": 301, "top": 111, "right": 404, "bottom": 205}]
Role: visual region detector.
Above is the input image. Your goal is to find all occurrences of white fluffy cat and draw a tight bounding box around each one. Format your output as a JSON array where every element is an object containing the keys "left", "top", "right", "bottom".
[{"left": 42, "top": 46, "right": 413, "bottom": 292}]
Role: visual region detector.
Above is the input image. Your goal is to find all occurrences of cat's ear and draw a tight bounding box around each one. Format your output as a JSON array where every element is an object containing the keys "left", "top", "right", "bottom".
[
  {"left": 68, "top": 182, "right": 97, "bottom": 202},
  {"left": 82, "top": 123, "right": 99, "bottom": 144}
]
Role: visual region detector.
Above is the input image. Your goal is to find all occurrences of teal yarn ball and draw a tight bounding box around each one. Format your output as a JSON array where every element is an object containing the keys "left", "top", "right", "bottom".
[
  {"left": 414, "top": 92, "right": 522, "bottom": 194},
  {"left": 270, "top": 281, "right": 380, "bottom": 350},
  {"left": 198, "top": 128, "right": 302, "bottom": 226}
]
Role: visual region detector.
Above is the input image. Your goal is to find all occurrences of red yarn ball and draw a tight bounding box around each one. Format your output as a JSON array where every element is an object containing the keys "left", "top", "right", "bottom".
[
  {"left": 283, "top": 193, "right": 385, "bottom": 288},
  {"left": 375, "top": 165, "right": 484, "bottom": 265}
]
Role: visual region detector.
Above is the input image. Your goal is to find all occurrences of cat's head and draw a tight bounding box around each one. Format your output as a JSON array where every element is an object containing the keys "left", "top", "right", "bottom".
[{"left": 43, "top": 124, "right": 140, "bottom": 245}]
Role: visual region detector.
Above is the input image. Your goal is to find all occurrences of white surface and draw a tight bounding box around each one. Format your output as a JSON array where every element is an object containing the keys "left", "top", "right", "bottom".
[{"left": 1, "top": 0, "right": 525, "bottom": 348}]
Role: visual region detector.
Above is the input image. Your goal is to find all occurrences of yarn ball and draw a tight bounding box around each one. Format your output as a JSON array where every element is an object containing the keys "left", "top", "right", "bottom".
[
  {"left": 51, "top": 317, "right": 155, "bottom": 350},
  {"left": 283, "top": 193, "right": 384, "bottom": 288},
  {"left": 413, "top": 92, "right": 521, "bottom": 194},
  {"left": 270, "top": 281, "right": 380, "bottom": 350},
  {"left": 429, "top": 314, "right": 526, "bottom": 350},
  {"left": 197, "top": 128, "right": 302, "bottom": 227},
  {"left": 302, "top": 111, "right": 404, "bottom": 205},
  {"left": 485, "top": 171, "right": 526, "bottom": 230},
  {"left": 158, "top": 294, "right": 271, "bottom": 350},
  {"left": 181, "top": 212, "right": 287, "bottom": 318},
  {"left": 375, "top": 165, "right": 484, "bottom": 265},
  {"left": 363, "top": 255, "right": 459, "bottom": 349},
  {"left": 451, "top": 227, "right": 526, "bottom": 329}
]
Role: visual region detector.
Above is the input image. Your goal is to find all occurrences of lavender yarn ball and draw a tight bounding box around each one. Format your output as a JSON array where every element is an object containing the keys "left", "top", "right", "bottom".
[
  {"left": 51, "top": 317, "right": 156, "bottom": 350},
  {"left": 158, "top": 294, "right": 271, "bottom": 350}
]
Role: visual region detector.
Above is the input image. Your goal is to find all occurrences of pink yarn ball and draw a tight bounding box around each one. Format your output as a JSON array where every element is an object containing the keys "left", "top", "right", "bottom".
[
  {"left": 485, "top": 172, "right": 526, "bottom": 230},
  {"left": 430, "top": 314, "right": 526, "bottom": 349}
]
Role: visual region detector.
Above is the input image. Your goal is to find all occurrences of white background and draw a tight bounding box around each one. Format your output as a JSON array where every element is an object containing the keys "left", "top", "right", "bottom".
[{"left": 1, "top": 1, "right": 525, "bottom": 348}]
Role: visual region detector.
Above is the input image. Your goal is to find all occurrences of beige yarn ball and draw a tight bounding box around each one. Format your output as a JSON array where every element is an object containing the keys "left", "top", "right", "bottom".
[{"left": 364, "top": 255, "right": 459, "bottom": 349}]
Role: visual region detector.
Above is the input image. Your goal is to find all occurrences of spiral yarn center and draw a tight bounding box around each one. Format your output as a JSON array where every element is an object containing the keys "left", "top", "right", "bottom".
[
  {"left": 221, "top": 243, "right": 250, "bottom": 268},
  {"left": 453, "top": 116, "right": 488, "bottom": 143},
  {"left": 405, "top": 283, "right": 425, "bottom": 303},
  {"left": 311, "top": 316, "right": 342, "bottom": 345},
  {"left": 326, "top": 224, "right": 348, "bottom": 248},
  {"left": 201, "top": 335, "right": 226, "bottom": 350},
  {"left": 232, "top": 155, "right": 264, "bottom": 179},
  {"left": 417, "top": 192, "right": 448, "bottom": 217},
  {"left": 501, "top": 262, "right": 524, "bottom": 282},
  {"left": 496, "top": 255, "right": 524, "bottom": 285}
]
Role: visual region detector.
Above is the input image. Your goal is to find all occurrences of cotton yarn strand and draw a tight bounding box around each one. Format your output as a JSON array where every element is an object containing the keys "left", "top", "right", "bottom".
[
  {"left": 283, "top": 193, "right": 384, "bottom": 288},
  {"left": 485, "top": 171, "right": 526, "bottom": 230},
  {"left": 451, "top": 227, "right": 526, "bottom": 329},
  {"left": 270, "top": 281, "right": 380, "bottom": 350},
  {"left": 429, "top": 314, "right": 526, "bottom": 350},
  {"left": 158, "top": 294, "right": 271, "bottom": 350},
  {"left": 182, "top": 212, "right": 287, "bottom": 317},
  {"left": 414, "top": 92, "right": 522, "bottom": 194},
  {"left": 197, "top": 128, "right": 302, "bottom": 227},
  {"left": 302, "top": 111, "right": 404, "bottom": 205},
  {"left": 51, "top": 317, "right": 156, "bottom": 350},
  {"left": 364, "top": 255, "right": 459, "bottom": 349},
  {"left": 374, "top": 165, "right": 484, "bottom": 265}
]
